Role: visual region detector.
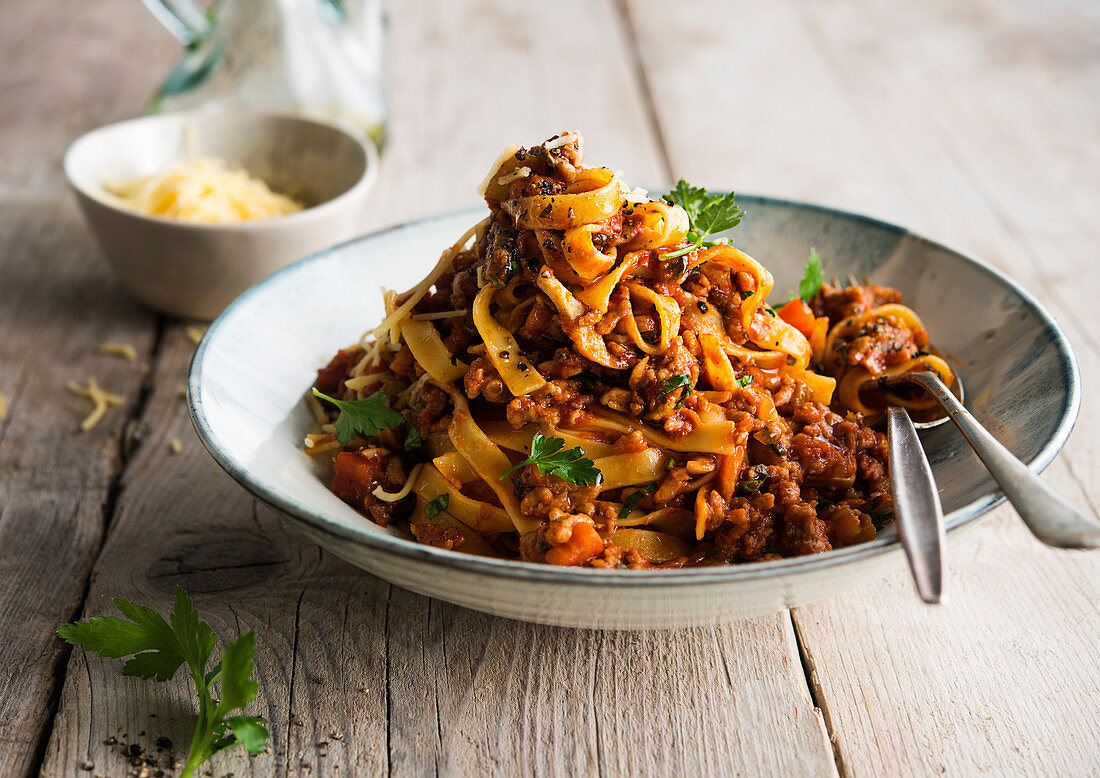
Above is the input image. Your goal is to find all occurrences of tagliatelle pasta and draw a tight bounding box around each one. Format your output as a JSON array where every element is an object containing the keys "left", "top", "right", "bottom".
[{"left": 305, "top": 132, "right": 954, "bottom": 568}]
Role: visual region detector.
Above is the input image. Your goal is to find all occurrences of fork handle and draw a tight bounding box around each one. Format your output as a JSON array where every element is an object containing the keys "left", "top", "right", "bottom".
[{"left": 904, "top": 372, "right": 1100, "bottom": 549}]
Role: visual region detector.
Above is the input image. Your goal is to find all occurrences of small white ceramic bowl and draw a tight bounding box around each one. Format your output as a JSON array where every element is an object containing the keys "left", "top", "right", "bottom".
[
  {"left": 64, "top": 110, "right": 378, "bottom": 320},
  {"left": 188, "top": 203, "right": 1080, "bottom": 630}
]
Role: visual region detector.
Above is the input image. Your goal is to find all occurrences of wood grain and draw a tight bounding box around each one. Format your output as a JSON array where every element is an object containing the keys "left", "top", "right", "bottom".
[
  {"left": 8, "top": 0, "right": 1100, "bottom": 775},
  {"left": 625, "top": 0, "right": 1100, "bottom": 774},
  {"left": 0, "top": 200, "right": 156, "bottom": 775}
]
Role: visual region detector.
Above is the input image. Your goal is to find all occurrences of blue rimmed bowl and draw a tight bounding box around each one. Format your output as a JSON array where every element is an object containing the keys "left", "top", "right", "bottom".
[{"left": 188, "top": 199, "right": 1080, "bottom": 629}]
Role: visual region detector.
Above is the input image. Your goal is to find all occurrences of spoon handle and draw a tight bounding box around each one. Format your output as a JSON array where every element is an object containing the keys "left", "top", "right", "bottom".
[
  {"left": 887, "top": 405, "right": 946, "bottom": 603},
  {"left": 904, "top": 372, "right": 1100, "bottom": 549}
]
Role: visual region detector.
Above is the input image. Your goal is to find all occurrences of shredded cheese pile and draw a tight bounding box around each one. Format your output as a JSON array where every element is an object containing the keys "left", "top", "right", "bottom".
[{"left": 105, "top": 157, "right": 304, "bottom": 224}]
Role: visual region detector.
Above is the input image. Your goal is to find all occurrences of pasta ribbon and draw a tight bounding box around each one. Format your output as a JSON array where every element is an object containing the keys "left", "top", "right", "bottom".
[
  {"left": 576, "top": 251, "right": 641, "bottom": 313},
  {"left": 611, "top": 529, "right": 691, "bottom": 563},
  {"left": 561, "top": 224, "right": 617, "bottom": 281},
  {"left": 697, "top": 244, "right": 774, "bottom": 329},
  {"left": 749, "top": 312, "right": 813, "bottom": 369},
  {"left": 399, "top": 318, "right": 468, "bottom": 384},
  {"left": 621, "top": 200, "right": 690, "bottom": 251},
  {"left": 472, "top": 285, "right": 547, "bottom": 396},
  {"left": 593, "top": 449, "right": 667, "bottom": 491},
  {"left": 503, "top": 167, "right": 622, "bottom": 230},
  {"left": 448, "top": 395, "right": 538, "bottom": 535}
]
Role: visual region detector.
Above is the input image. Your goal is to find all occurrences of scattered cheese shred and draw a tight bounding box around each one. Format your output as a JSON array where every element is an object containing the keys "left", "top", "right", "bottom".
[
  {"left": 185, "top": 325, "right": 207, "bottom": 346},
  {"left": 544, "top": 132, "right": 579, "bottom": 150},
  {"left": 169, "top": 438, "right": 183, "bottom": 454},
  {"left": 98, "top": 342, "right": 138, "bottom": 362},
  {"left": 496, "top": 166, "right": 532, "bottom": 186},
  {"left": 0, "top": 390, "right": 7, "bottom": 420},
  {"left": 67, "top": 378, "right": 124, "bottom": 432},
  {"left": 409, "top": 309, "right": 469, "bottom": 321},
  {"left": 372, "top": 464, "right": 424, "bottom": 503},
  {"left": 104, "top": 157, "right": 304, "bottom": 224}
]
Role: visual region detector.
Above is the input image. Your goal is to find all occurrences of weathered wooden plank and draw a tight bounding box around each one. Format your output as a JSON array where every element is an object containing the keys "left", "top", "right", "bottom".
[
  {"left": 626, "top": 0, "right": 1100, "bottom": 774},
  {"left": 0, "top": 199, "right": 156, "bottom": 776}
]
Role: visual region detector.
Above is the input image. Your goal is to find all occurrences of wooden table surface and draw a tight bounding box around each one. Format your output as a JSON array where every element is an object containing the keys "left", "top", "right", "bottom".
[{"left": 3, "top": 1, "right": 1099, "bottom": 775}]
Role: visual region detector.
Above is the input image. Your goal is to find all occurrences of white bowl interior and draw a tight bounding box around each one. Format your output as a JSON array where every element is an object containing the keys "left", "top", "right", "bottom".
[{"left": 65, "top": 111, "right": 368, "bottom": 210}]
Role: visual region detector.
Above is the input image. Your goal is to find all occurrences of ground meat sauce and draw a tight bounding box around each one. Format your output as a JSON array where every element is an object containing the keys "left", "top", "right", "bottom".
[{"left": 308, "top": 133, "right": 912, "bottom": 568}]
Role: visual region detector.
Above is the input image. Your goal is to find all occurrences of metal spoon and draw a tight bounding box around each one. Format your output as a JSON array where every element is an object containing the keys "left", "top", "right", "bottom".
[
  {"left": 887, "top": 404, "right": 947, "bottom": 603},
  {"left": 883, "top": 371, "right": 1100, "bottom": 549}
]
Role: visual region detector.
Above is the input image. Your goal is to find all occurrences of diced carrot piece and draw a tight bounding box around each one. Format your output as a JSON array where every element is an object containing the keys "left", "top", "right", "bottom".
[
  {"left": 778, "top": 298, "right": 817, "bottom": 339},
  {"left": 545, "top": 522, "right": 605, "bottom": 566},
  {"left": 331, "top": 450, "right": 380, "bottom": 508}
]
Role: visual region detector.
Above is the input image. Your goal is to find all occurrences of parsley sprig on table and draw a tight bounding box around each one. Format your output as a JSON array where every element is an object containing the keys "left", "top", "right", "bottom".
[
  {"left": 660, "top": 180, "right": 745, "bottom": 260},
  {"left": 500, "top": 433, "right": 602, "bottom": 486},
  {"left": 796, "top": 248, "right": 825, "bottom": 301},
  {"left": 57, "top": 587, "right": 269, "bottom": 778},
  {"left": 312, "top": 388, "right": 405, "bottom": 445}
]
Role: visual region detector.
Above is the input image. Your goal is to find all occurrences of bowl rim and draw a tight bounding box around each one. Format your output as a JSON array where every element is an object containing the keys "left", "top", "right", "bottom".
[
  {"left": 188, "top": 197, "right": 1082, "bottom": 588},
  {"left": 62, "top": 109, "right": 380, "bottom": 231}
]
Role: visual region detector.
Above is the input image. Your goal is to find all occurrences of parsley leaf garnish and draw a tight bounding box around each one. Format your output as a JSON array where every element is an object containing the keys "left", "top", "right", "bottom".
[
  {"left": 739, "top": 477, "right": 768, "bottom": 495},
  {"left": 659, "top": 373, "right": 692, "bottom": 394},
  {"left": 660, "top": 180, "right": 745, "bottom": 260},
  {"left": 403, "top": 425, "right": 423, "bottom": 453},
  {"left": 312, "top": 388, "right": 405, "bottom": 445},
  {"left": 797, "top": 248, "right": 825, "bottom": 301},
  {"left": 618, "top": 482, "right": 658, "bottom": 519},
  {"left": 424, "top": 493, "right": 449, "bottom": 519},
  {"left": 500, "top": 433, "right": 602, "bottom": 486},
  {"left": 736, "top": 375, "right": 754, "bottom": 388},
  {"left": 58, "top": 587, "right": 269, "bottom": 778},
  {"left": 659, "top": 373, "right": 693, "bottom": 409}
]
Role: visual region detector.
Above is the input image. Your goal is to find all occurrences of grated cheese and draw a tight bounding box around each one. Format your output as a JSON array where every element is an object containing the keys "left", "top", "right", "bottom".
[
  {"left": 372, "top": 463, "right": 425, "bottom": 502},
  {"left": 544, "top": 132, "right": 579, "bottom": 150},
  {"left": 104, "top": 157, "right": 304, "bottom": 224},
  {"left": 496, "top": 166, "right": 532, "bottom": 186},
  {"left": 409, "top": 309, "right": 469, "bottom": 321},
  {"left": 98, "top": 342, "right": 138, "bottom": 362},
  {"left": 68, "top": 377, "right": 124, "bottom": 432},
  {"left": 477, "top": 144, "right": 521, "bottom": 196},
  {"left": 0, "top": 390, "right": 6, "bottom": 420},
  {"left": 185, "top": 325, "right": 207, "bottom": 346},
  {"left": 169, "top": 438, "right": 183, "bottom": 454}
]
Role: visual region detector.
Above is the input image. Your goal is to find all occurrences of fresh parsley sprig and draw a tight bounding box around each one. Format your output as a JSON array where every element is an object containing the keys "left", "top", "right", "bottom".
[
  {"left": 796, "top": 248, "right": 825, "bottom": 301},
  {"left": 500, "top": 433, "right": 602, "bottom": 486},
  {"left": 57, "top": 587, "right": 269, "bottom": 778},
  {"left": 312, "top": 388, "right": 405, "bottom": 445},
  {"left": 660, "top": 180, "right": 745, "bottom": 260}
]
